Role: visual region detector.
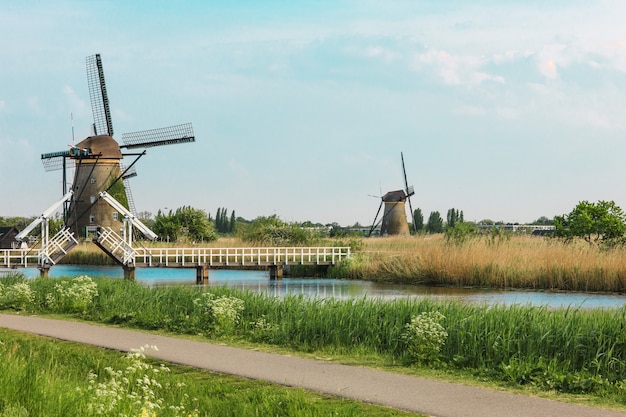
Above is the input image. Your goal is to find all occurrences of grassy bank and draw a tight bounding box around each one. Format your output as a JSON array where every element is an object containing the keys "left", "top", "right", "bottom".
[
  {"left": 328, "top": 235, "right": 626, "bottom": 292},
  {"left": 2, "top": 274, "right": 625, "bottom": 410},
  {"left": 0, "top": 328, "right": 418, "bottom": 417}
]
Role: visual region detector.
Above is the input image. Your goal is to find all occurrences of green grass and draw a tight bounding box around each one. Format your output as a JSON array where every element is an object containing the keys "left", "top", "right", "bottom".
[
  {"left": 3, "top": 273, "right": 626, "bottom": 412},
  {"left": 0, "top": 328, "right": 419, "bottom": 417}
]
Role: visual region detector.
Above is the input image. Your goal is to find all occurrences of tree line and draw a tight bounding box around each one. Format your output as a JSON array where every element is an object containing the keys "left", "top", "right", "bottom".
[{"left": 410, "top": 208, "right": 464, "bottom": 234}]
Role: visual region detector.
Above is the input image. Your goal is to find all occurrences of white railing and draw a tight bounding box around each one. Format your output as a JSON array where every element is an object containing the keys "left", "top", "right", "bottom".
[
  {"left": 134, "top": 247, "right": 351, "bottom": 267},
  {"left": 0, "top": 249, "right": 39, "bottom": 268},
  {"left": 96, "top": 227, "right": 136, "bottom": 265},
  {"left": 1, "top": 245, "right": 351, "bottom": 269}
]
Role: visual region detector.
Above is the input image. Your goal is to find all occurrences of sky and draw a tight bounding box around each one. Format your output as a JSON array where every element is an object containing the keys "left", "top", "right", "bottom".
[{"left": 1, "top": 1, "right": 626, "bottom": 226}]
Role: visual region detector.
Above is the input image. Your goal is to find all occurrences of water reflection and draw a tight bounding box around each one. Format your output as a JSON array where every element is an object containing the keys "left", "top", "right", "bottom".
[{"left": 18, "top": 265, "right": 626, "bottom": 309}]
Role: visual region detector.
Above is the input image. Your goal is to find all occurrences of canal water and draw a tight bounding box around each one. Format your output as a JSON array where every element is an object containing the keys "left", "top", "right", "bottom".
[{"left": 18, "top": 265, "right": 626, "bottom": 309}]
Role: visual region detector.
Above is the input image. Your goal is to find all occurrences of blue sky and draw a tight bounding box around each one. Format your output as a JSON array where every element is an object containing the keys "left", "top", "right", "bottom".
[{"left": 1, "top": 1, "right": 626, "bottom": 226}]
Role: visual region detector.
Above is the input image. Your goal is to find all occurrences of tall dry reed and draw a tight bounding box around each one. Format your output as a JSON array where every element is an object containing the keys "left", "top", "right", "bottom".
[{"left": 343, "top": 235, "right": 626, "bottom": 292}]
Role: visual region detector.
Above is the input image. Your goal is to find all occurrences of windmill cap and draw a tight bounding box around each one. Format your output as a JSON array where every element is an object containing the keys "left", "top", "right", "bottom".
[
  {"left": 382, "top": 190, "right": 407, "bottom": 202},
  {"left": 75, "top": 135, "right": 122, "bottom": 159}
]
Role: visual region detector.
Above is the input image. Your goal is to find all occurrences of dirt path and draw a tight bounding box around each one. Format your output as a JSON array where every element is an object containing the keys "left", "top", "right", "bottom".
[{"left": 1, "top": 314, "right": 624, "bottom": 417}]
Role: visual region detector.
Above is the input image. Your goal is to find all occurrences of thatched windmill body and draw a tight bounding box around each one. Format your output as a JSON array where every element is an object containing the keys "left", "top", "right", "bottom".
[
  {"left": 368, "top": 152, "right": 415, "bottom": 237},
  {"left": 41, "top": 54, "right": 195, "bottom": 238}
]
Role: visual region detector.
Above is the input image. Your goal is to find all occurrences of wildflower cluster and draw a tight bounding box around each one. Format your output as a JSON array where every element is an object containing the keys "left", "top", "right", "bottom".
[
  {"left": 400, "top": 311, "right": 448, "bottom": 364},
  {"left": 0, "top": 281, "right": 34, "bottom": 311},
  {"left": 249, "top": 315, "right": 280, "bottom": 343},
  {"left": 193, "top": 293, "right": 244, "bottom": 335},
  {"left": 45, "top": 275, "right": 98, "bottom": 313},
  {"left": 81, "top": 345, "right": 197, "bottom": 417}
]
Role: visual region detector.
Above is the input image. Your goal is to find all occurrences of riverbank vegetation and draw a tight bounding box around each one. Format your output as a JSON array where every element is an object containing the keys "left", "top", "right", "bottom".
[
  {"left": 59, "top": 232, "right": 626, "bottom": 293},
  {"left": 2, "top": 274, "right": 625, "bottom": 411},
  {"left": 330, "top": 234, "right": 626, "bottom": 292}
]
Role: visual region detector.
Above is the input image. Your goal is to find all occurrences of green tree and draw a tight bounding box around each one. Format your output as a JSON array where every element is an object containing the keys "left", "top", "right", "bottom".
[
  {"left": 532, "top": 216, "right": 553, "bottom": 225},
  {"left": 412, "top": 208, "right": 424, "bottom": 232},
  {"left": 242, "top": 215, "right": 317, "bottom": 246},
  {"left": 175, "top": 206, "right": 217, "bottom": 242},
  {"left": 153, "top": 210, "right": 179, "bottom": 242},
  {"left": 229, "top": 210, "right": 236, "bottom": 233},
  {"left": 554, "top": 200, "right": 626, "bottom": 244},
  {"left": 426, "top": 211, "right": 443, "bottom": 234},
  {"left": 153, "top": 207, "right": 217, "bottom": 242},
  {"left": 445, "top": 221, "right": 477, "bottom": 245},
  {"left": 446, "top": 208, "right": 464, "bottom": 228}
]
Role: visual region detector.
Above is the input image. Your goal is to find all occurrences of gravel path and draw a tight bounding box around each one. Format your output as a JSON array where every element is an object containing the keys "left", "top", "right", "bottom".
[{"left": 2, "top": 314, "right": 625, "bottom": 417}]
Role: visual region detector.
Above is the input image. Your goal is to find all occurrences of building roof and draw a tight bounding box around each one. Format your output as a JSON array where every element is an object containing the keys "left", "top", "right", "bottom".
[
  {"left": 382, "top": 190, "right": 407, "bottom": 202},
  {"left": 75, "top": 135, "right": 123, "bottom": 159}
]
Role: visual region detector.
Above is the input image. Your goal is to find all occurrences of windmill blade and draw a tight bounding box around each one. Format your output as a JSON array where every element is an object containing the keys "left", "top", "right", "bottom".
[
  {"left": 120, "top": 122, "right": 195, "bottom": 149},
  {"left": 400, "top": 152, "right": 416, "bottom": 232},
  {"left": 123, "top": 177, "right": 137, "bottom": 215},
  {"left": 407, "top": 194, "right": 416, "bottom": 233},
  {"left": 368, "top": 199, "right": 384, "bottom": 237},
  {"left": 119, "top": 163, "right": 137, "bottom": 179},
  {"left": 401, "top": 152, "right": 414, "bottom": 197},
  {"left": 41, "top": 151, "right": 73, "bottom": 172},
  {"left": 86, "top": 54, "right": 114, "bottom": 136}
]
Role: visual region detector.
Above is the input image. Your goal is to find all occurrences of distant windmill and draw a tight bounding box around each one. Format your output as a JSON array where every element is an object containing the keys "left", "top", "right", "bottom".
[
  {"left": 368, "top": 152, "right": 415, "bottom": 236},
  {"left": 41, "top": 54, "right": 195, "bottom": 238}
]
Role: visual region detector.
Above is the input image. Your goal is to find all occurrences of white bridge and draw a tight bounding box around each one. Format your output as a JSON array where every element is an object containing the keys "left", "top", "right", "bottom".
[
  {"left": 5, "top": 191, "right": 351, "bottom": 282},
  {"left": 1, "top": 244, "right": 350, "bottom": 282}
]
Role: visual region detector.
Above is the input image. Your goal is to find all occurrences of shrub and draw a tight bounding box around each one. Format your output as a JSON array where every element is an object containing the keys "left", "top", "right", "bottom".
[
  {"left": 241, "top": 215, "right": 318, "bottom": 246},
  {"left": 400, "top": 311, "right": 448, "bottom": 364},
  {"left": 0, "top": 281, "right": 34, "bottom": 311},
  {"left": 193, "top": 293, "right": 244, "bottom": 335},
  {"left": 248, "top": 315, "right": 280, "bottom": 343},
  {"left": 45, "top": 275, "right": 98, "bottom": 313}
]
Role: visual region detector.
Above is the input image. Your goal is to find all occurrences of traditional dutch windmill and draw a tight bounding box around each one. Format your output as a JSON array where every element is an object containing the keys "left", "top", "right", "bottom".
[
  {"left": 41, "top": 54, "right": 195, "bottom": 238},
  {"left": 368, "top": 152, "right": 415, "bottom": 236}
]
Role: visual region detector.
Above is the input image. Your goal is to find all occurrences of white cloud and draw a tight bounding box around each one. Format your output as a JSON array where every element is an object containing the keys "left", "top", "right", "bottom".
[
  {"left": 411, "top": 48, "right": 503, "bottom": 86},
  {"left": 364, "top": 46, "right": 399, "bottom": 62},
  {"left": 539, "top": 59, "right": 558, "bottom": 79},
  {"left": 0, "top": 100, "right": 6, "bottom": 112}
]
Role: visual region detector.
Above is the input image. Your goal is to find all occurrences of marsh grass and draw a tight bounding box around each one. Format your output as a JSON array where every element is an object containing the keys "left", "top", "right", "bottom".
[
  {"left": 0, "top": 329, "right": 419, "bottom": 417},
  {"left": 330, "top": 235, "right": 626, "bottom": 292}
]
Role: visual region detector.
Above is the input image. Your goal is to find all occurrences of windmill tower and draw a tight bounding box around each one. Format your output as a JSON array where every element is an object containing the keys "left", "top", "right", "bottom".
[
  {"left": 368, "top": 152, "right": 415, "bottom": 236},
  {"left": 41, "top": 54, "right": 195, "bottom": 238}
]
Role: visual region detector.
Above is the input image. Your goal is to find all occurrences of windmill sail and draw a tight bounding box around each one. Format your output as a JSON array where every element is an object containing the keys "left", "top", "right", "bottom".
[
  {"left": 401, "top": 152, "right": 416, "bottom": 232},
  {"left": 41, "top": 151, "right": 71, "bottom": 171},
  {"left": 120, "top": 123, "right": 195, "bottom": 149},
  {"left": 86, "top": 54, "right": 114, "bottom": 136}
]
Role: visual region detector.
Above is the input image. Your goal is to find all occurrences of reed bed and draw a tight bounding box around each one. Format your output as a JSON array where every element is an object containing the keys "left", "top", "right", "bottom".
[
  {"left": 331, "top": 235, "right": 626, "bottom": 292},
  {"left": 61, "top": 234, "right": 626, "bottom": 292}
]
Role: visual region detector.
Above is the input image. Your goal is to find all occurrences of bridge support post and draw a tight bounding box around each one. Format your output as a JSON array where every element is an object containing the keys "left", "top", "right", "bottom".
[
  {"left": 38, "top": 265, "right": 50, "bottom": 278},
  {"left": 196, "top": 265, "right": 209, "bottom": 285},
  {"left": 123, "top": 266, "right": 136, "bottom": 281},
  {"left": 269, "top": 264, "right": 283, "bottom": 280}
]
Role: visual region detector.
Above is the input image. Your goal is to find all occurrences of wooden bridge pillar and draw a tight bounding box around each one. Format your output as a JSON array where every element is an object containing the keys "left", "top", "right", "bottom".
[
  {"left": 38, "top": 266, "right": 50, "bottom": 278},
  {"left": 123, "top": 266, "right": 136, "bottom": 281},
  {"left": 196, "top": 265, "right": 209, "bottom": 285},
  {"left": 269, "top": 264, "right": 283, "bottom": 280}
]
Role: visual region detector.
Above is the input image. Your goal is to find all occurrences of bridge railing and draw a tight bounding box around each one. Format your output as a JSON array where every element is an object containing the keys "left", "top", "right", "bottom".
[
  {"left": 0, "top": 249, "right": 39, "bottom": 268},
  {"left": 134, "top": 246, "right": 351, "bottom": 267}
]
